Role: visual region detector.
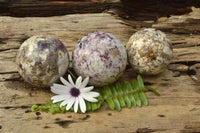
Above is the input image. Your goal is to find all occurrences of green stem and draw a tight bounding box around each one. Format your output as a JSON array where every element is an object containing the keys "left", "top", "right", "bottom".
[{"left": 67, "top": 69, "right": 77, "bottom": 80}]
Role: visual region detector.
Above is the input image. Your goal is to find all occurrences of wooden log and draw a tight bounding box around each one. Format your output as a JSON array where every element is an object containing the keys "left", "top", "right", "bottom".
[
  {"left": 0, "top": 0, "right": 200, "bottom": 19},
  {"left": 0, "top": 0, "right": 120, "bottom": 17},
  {"left": 0, "top": 4, "right": 200, "bottom": 133},
  {"left": 121, "top": 0, "right": 200, "bottom": 20}
]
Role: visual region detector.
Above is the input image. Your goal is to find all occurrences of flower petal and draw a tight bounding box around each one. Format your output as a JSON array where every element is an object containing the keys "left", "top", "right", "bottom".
[
  {"left": 60, "top": 100, "right": 69, "bottom": 107},
  {"left": 87, "top": 92, "right": 100, "bottom": 97},
  {"left": 66, "top": 97, "right": 75, "bottom": 111},
  {"left": 60, "top": 77, "right": 73, "bottom": 88},
  {"left": 51, "top": 84, "right": 70, "bottom": 95},
  {"left": 75, "top": 76, "right": 82, "bottom": 88},
  {"left": 81, "top": 93, "right": 98, "bottom": 102},
  {"left": 80, "top": 86, "right": 94, "bottom": 93},
  {"left": 79, "top": 96, "right": 86, "bottom": 113},
  {"left": 74, "top": 98, "right": 79, "bottom": 113},
  {"left": 68, "top": 75, "right": 75, "bottom": 86},
  {"left": 80, "top": 77, "right": 89, "bottom": 88},
  {"left": 51, "top": 95, "right": 68, "bottom": 103}
]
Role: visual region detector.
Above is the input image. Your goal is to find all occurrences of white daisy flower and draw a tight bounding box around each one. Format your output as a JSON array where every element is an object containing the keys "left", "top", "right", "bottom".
[{"left": 50, "top": 75, "right": 99, "bottom": 113}]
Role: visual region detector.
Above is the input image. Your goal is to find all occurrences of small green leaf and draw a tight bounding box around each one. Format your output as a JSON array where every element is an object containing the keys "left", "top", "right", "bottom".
[
  {"left": 49, "top": 106, "right": 61, "bottom": 114},
  {"left": 97, "top": 102, "right": 102, "bottom": 109},
  {"left": 86, "top": 101, "right": 91, "bottom": 111},
  {"left": 103, "top": 86, "right": 115, "bottom": 110},
  {"left": 124, "top": 81, "right": 137, "bottom": 108},
  {"left": 134, "top": 93, "right": 142, "bottom": 107},
  {"left": 31, "top": 104, "right": 39, "bottom": 111},
  {"left": 137, "top": 75, "right": 145, "bottom": 91},
  {"left": 120, "top": 81, "right": 132, "bottom": 108},
  {"left": 61, "top": 106, "right": 66, "bottom": 113},
  {"left": 96, "top": 89, "right": 104, "bottom": 105},
  {"left": 132, "top": 80, "right": 142, "bottom": 107},
  {"left": 110, "top": 85, "right": 121, "bottom": 111},
  {"left": 69, "top": 106, "right": 74, "bottom": 112},
  {"left": 49, "top": 108, "right": 56, "bottom": 114},
  {"left": 146, "top": 86, "right": 160, "bottom": 96},
  {"left": 139, "top": 93, "right": 148, "bottom": 106},
  {"left": 113, "top": 100, "right": 121, "bottom": 111},
  {"left": 115, "top": 82, "right": 126, "bottom": 107},
  {"left": 136, "top": 76, "right": 149, "bottom": 106},
  {"left": 91, "top": 103, "right": 98, "bottom": 111},
  {"left": 39, "top": 105, "right": 49, "bottom": 111}
]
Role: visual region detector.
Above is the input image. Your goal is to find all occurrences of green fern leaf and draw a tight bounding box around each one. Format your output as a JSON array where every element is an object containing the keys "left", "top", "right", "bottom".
[
  {"left": 122, "top": 81, "right": 137, "bottom": 108},
  {"left": 137, "top": 75, "right": 145, "bottom": 90},
  {"left": 132, "top": 79, "right": 142, "bottom": 107},
  {"left": 136, "top": 76, "right": 148, "bottom": 106},
  {"left": 86, "top": 101, "right": 91, "bottom": 111},
  {"left": 139, "top": 92, "right": 148, "bottom": 106},
  {"left": 102, "top": 85, "right": 115, "bottom": 110},
  {"left": 117, "top": 82, "right": 132, "bottom": 108},
  {"left": 91, "top": 103, "right": 98, "bottom": 111},
  {"left": 110, "top": 85, "right": 121, "bottom": 111},
  {"left": 146, "top": 86, "right": 160, "bottom": 96},
  {"left": 115, "top": 82, "right": 126, "bottom": 107}
]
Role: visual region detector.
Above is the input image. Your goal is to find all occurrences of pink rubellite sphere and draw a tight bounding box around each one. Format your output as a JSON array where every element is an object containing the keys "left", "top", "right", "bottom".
[{"left": 72, "top": 31, "right": 127, "bottom": 87}]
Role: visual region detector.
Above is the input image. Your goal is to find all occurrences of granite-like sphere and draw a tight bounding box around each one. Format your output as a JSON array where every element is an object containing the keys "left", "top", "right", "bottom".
[
  {"left": 72, "top": 31, "right": 127, "bottom": 87},
  {"left": 16, "top": 35, "right": 69, "bottom": 87},
  {"left": 126, "top": 28, "right": 173, "bottom": 75}
]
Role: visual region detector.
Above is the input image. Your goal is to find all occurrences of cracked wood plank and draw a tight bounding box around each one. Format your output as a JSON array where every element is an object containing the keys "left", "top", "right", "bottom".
[{"left": 0, "top": 6, "right": 200, "bottom": 133}]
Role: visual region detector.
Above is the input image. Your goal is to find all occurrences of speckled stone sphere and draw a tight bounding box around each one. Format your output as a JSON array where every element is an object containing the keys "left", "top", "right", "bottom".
[
  {"left": 16, "top": 35, "right": 69, "bottom": 87},
  {"left": 126, "top": 28, "right": 173, "bottom": 75},
  {"left": 72, "top": 31, "right": 127, "bottom": 87}
]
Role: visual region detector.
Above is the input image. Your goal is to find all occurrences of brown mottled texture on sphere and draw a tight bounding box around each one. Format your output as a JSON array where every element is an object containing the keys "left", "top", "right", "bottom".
[
  {"left": 126, "top": 28, "right": 173, "bottom": 75},
  {"left": 16, "top": 36, "right": 69, "bottom": 87},
  {"left": 72, "top": 31, "right": 127, "bottom": 87}
]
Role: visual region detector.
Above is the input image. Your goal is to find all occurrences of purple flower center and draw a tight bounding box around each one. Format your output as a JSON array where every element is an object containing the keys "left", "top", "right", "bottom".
[{"left": 70, "top": 87, "right": 80, "bottom": 97}]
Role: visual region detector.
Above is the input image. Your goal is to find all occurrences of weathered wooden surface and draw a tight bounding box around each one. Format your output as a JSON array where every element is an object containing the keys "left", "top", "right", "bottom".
[
  {"left": 0, "top": 3, "right": 200, "bottom": 133},
  {"left": 0, "top": 0, "right": 118, "bottom": 17},
  {"left": 1, "top": 0, "right": 199, "bottom": 19}
]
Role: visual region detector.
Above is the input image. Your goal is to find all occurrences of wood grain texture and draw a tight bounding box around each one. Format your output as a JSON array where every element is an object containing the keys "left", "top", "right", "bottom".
[
  {"left": 0, "top": 4, "right": 200, "bottom": 133},
  {"left": 121, "top": 0, "right": 200, "bottom": 20},
  {"left": 0, "top": 0, "right": 119, "bottom": 17},
  {"left": 1, "top": 0, "right": 200, "bottom": 19}
]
